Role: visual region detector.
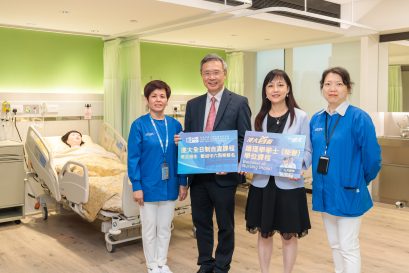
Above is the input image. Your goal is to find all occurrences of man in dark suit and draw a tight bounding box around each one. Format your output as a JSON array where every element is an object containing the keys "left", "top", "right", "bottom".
[{"left": 184, "top": 54, "right": 251, "bottom": 273}]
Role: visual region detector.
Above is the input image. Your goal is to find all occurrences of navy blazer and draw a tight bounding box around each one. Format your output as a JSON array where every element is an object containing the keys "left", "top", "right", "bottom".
[{"left": 184, "top": 88, "right": 251, "bottom": 187}]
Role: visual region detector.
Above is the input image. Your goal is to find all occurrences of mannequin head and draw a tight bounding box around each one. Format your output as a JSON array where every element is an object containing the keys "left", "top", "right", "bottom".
[{"left": 61, "top": 130, "right": 84, "bottom": 148}]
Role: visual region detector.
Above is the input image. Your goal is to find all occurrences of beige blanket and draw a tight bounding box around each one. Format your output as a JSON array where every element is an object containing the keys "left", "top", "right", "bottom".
[
  {"left": 55, "top": 154, "right": 126, "bottom": 177},
  {"left": 53, "top": 147, "right": 126, "bottom": 222},
  {"left": 83, "top": 173, "right": 124, "bottom": 222}
]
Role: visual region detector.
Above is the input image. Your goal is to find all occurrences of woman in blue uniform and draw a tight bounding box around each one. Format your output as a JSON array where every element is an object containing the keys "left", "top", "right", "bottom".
[
  {"left": 310, "top": 67, "right": 381, "bottom": 273},
  {"left": 128, "top": 80, "right": 187, "bottom": 273}
]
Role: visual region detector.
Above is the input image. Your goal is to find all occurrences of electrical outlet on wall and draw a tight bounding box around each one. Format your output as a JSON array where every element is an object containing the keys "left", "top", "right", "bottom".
[
  {"left": 23, "top": 105, "right": 30, "bottom": 114},
  {"left": 10, "top": 105, "right": 24, "bottom": 114},
  {"left": 23, "top": 104, "right": 40, "bottom": 114},
  {"left": 32, "top": 104, "right": 40, "bottom": 114}
]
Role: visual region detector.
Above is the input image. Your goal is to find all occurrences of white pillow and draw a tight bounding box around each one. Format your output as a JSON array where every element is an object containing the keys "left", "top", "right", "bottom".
[{"left": 43, "top": 135, "right": 94, "bottom": 154}]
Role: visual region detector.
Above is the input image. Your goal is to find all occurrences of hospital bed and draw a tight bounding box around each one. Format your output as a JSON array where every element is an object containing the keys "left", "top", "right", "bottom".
[{"left": 25, "top": 123, "right": 191, "bottom": 252}]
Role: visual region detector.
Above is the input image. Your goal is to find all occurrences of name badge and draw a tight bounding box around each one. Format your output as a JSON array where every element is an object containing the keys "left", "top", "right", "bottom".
[
  {"left": 161, "top": 162, "right": 169, "bottom": 180},
  {"left": 317, "top": 155, "right": 330, "bottom": 175}
]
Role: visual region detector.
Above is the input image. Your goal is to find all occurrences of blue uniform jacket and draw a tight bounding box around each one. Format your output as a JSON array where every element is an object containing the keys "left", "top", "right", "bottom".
[
  {"left": 127, "top": 114, "right": 187, "bottom": 202},
  {"left": 310, "top": 105, "right": 381, "bottom": 217}
]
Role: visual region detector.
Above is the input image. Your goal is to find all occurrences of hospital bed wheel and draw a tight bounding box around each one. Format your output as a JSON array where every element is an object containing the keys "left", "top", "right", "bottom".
[
  {"left": 109, "top": 229, "right": 121, "bottom": 236},
  {"left": 106, "top": 242, "right": 115, "bottom": 253},
  {"left": 14, "top": 220, "right": 21, "bottom": 225}
]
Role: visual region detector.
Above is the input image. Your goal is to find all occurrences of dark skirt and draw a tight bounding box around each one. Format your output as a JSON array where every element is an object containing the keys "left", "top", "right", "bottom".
[{"left": 245, "top": 176, "right": 311, "bottom": 239}]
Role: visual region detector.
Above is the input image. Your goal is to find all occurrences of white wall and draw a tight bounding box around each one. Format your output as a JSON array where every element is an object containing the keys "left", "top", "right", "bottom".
[
  {"left": 360, "top": 36, "right": 379, "bottom": 113},
  {"left": 292, "top": 44, "right": 331, "bottom": 117},
  {"left": 378, "top": 42, "right": 389, "bottom": 112},
  {"left": 255, "top": 49, "right": 285, "bottom": 116},
  {"left": 329, "top": 41, "right": 361, "bottom": 107},
  {"left": 243, "top": 52, "right": 257, "bottom": 118},
  {"left": 290, "top": 41, "right": 362, "bottom": 118}
]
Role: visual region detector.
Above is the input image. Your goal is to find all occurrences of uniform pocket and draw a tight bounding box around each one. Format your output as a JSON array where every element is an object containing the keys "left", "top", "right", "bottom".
[
  {"left": 336, "top": 186, "right": 361, "bottom": 214},
  {"left": 339, "top": 171, "right": 358, "bottom": 188},
  {"left": 340, "top": 180, "right": 358, "bottom": 188}
]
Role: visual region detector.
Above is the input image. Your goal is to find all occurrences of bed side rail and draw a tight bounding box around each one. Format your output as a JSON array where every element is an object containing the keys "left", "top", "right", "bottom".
[
  {"left": 59, "top": 161, "right": 89, "bottom": 204},
  {"left": 122, "top": 173, "right": 139, "bottom": 218},
  {"left": 98, "top": 123, "right": 127, "bottom": 164},
  {"left": 25, "top": 125, "right": 61, "bottom": 201}
]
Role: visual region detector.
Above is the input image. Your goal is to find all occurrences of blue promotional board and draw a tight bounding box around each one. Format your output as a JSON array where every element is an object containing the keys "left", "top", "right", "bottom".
[
  {"left": 178, "top": 130, "right": 238, "bottom": 174},
  {"left": 238, "top": 131, "right": 306, "bottom": 178}
]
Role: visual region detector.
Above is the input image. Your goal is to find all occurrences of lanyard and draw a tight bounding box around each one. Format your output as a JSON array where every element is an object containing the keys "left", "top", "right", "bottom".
[
  {"left": 324, "top": 112, "right": 341, "bottom": 155},
  {"left": 149, "top": 115, "right": 168, "bottom": 162}
]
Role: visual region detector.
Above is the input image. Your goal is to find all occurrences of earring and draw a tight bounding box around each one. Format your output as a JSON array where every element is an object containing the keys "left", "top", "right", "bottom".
[{"left": 286, "top": 93, "right": 289, "bottom": 98}]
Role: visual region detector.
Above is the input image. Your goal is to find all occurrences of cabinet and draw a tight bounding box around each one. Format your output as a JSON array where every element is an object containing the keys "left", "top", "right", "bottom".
[
  {"left": 0, "top": 140, "right": 25, "bottom": 223},
  {"left": 372, "top": 137, "right": 409, "bottom": 205}
]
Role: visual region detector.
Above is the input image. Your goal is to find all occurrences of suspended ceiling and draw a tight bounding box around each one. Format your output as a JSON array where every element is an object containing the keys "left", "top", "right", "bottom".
[{"left": 0, "top": 0, "right": 408, "bottom": 51}]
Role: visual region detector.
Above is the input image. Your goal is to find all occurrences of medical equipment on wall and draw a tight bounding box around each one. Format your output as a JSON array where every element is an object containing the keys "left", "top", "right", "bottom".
[
  {"left": 1, "top": 101, "right": 14, "bottom": 141},
  {"left": 84, "top": 103, "right": 92, "bottom": 135},
  {"left": 1, "top": 101, "right": 23, "bottom": 141},
  {"left": 2, "top": 101, "right": 10, "bottom": 113},
  {"left": 84, "top": 104, "right": 92, "bottom": 120}
]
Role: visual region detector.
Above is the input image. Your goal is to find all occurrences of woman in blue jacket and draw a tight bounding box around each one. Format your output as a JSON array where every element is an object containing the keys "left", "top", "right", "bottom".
[
  {"left": 245, "top": 69, "right": 312, "bottom": 273},
  {"left": 128, "top": 80, "right": 187, "bottom": 273},
  {"left": 310, "top": 67, "right": 381, "bottom": 273}
]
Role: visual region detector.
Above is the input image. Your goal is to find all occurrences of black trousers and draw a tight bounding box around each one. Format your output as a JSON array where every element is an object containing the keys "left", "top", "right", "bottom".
[{"left": 190, "top": 174, "right": 237, "bottom": 273}]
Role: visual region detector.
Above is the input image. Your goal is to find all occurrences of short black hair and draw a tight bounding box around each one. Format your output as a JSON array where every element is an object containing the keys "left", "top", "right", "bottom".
[
  {"left": 61, "top": 130, "right": 84, "bottom": 147},
  {"left": 320, "top": 67, "right": 354, "bottom": 93},
  {"left": 144, "top": 80, "right": 171, "bottom": 99}
]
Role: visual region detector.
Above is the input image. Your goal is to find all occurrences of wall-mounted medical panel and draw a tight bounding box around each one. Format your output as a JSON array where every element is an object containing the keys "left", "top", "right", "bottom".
[{"left": 2, "top": 92, "right": 103, "bottom": 117}]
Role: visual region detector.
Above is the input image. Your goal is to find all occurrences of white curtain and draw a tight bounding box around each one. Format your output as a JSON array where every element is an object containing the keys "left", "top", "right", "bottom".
[
  {"left": 120, "top": 39, "right": 142, "bottom": 137},
  {"left": 226, "top": 52, "right": 244, "bottom": 95},
  {"left": 103, "top": 39, "right": 122, "bottom": 134},
  {"left": 388, "top": 65, "right": 403, "bottom": 112},
  {"left": 104, "top": 38, "right": 143, "bottom": 138}
]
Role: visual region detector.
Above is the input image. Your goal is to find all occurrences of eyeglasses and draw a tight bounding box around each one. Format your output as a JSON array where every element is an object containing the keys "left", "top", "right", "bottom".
[
  {"left": 201, "top": 70, "right": 224, "bottom": 78},
  {"left": 323, "top": 82, "right": 345, "bottom": 88}
]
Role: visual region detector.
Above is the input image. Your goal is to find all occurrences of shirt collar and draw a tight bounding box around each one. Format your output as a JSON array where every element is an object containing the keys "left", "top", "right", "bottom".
[
  {"left": 207, "top": 87, "right": 224, "bottom": 102},
  {"left": 324, "top": 101, "right": 350, "bottom": 116}
]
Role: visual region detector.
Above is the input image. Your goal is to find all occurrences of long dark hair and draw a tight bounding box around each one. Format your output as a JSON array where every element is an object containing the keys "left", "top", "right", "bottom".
[{"left": 254, "top": 69, "right": 300, "bottom": 131}]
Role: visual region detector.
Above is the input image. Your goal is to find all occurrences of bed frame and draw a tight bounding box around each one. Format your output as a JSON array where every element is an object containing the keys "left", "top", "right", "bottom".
[{"left": 25, "top": 123, "right": 191, "bottom": 252}]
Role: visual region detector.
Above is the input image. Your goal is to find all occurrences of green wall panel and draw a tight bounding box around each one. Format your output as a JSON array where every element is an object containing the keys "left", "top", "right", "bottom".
[
  {"left": 140, "top": 42, "right": 226, "bottom": 95},
  {"left": 0, "top": 27, "right": 103, "bottom": 93},
  {"left": 0, "top": 27, "right": 225, "bottom": 96}
]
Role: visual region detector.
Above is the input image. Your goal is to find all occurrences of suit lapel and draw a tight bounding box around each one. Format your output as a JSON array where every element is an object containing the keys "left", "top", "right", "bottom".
[
  {"left": 197, "top": 94, "right": 207, "bottom": 132},
  {"left": 213, "top": 89, "right": 232, "bottom": 130}
]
